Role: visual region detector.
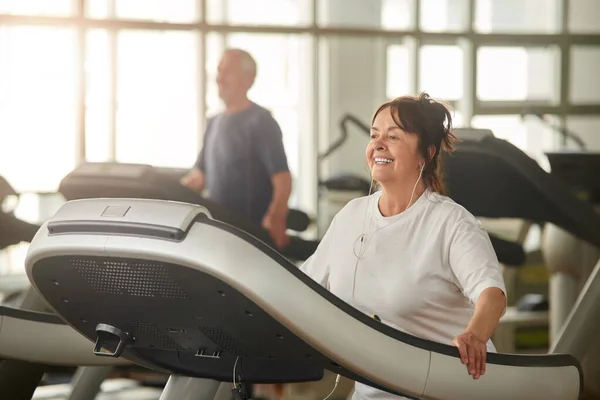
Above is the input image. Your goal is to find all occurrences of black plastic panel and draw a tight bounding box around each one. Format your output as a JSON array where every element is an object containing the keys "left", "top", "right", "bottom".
[
  {"left": 443, "top": 137, "right": 600, "bottom": 248},
  {"left": 31, "top": 255, "right": 330, "bottom": 385}
]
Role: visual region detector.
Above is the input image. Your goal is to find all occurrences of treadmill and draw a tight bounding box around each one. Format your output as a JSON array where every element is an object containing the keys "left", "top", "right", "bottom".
[
  {"left": 441, "top": 138, "right": 600, "bottom": 248},
  {"left": 24, "top": 197, "right": 583, "bottom": 400},
  {"left": 0, "top": 202, "right": 130, "bottom": 400},
  {"left": 59, "top": 162, "right": 317, "bottom": 263}
]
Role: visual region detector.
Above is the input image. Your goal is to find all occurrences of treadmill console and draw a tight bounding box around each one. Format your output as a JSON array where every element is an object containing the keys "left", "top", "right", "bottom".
[{"left": 545, "top": 152, "right": 600, "bottom": 204}]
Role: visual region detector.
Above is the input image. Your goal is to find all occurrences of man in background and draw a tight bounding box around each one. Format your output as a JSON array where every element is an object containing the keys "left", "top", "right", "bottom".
[{"left": 181, "top": 48, "right": 291, "bottom": 250}]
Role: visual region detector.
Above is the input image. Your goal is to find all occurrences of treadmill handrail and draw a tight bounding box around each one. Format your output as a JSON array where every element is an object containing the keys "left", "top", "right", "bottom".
[
  {"left": 0, "top": 306, "right": 65, "bottom": 325},
  {"left": 26, "top": 206, "right": 582, "bottom": 370},
  {"left": 24, "top": 199, "right": 583, "bottom": 399}
]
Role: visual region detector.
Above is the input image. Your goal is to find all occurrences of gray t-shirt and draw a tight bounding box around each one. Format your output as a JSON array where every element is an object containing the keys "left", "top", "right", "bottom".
[{"left": 195, "top": 103, "right": 289, "bottom": 224}]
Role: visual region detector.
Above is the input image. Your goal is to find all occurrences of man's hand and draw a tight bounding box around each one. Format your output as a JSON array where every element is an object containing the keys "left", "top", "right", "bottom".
[
  {"left": 452, "top": 330, "right": 487, "bottom": 380},
  {"left": 262, "top": 211, "right": 290, "bottom": 250},
  {"left": 180, "top": 169, "right": 205, "bottom": 192}
]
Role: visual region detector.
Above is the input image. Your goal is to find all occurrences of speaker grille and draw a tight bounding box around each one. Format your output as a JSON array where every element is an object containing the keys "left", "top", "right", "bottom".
[
  {"left": 71, "top": 258, "right": 189, "bottom": 299},
  {"left": 131, "top": 321, "right": 179, "bottom": 350},
  {"left": 199, "top": 326, "right": 249, "bottom": 356}
]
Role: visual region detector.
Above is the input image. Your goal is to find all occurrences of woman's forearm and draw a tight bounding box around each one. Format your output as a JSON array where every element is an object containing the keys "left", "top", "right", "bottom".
[{"left": 465, "top": 287, "right": 506, "bottom": 343}]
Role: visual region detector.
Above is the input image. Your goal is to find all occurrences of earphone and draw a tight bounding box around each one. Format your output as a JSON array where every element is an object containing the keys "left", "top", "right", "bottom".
[{"left": 350, "top": 161, "right": 426, "bottom": 296}]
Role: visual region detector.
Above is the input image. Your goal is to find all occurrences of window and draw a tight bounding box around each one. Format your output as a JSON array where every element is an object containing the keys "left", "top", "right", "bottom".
[
  {"left": 0, "top": 0, "right": 75, "bottom": 16},
  {"left": 420, "top": 0, "right": 469, "bottom": 32},
  {"left": 477, "top": 46, "right": 560, "bottom": 102},
  {"left": 114, "top": 30, "right": 200, "bottom": 168},
  {"left": 0, "top": 26, "right": 78, "bottom": 193},
  {"left": 208, "top": 0, "right": 312, "bottom": 26},
  {"left": 381, "top": 0, "right": 415, "bottom": 30},
  {"left": 570, "top": 47, "right": 600, "bottom": 104},
  {"left": 568, "top": 0, "right": 600, "bottom": 33},
  {"left": 566, "top": 116, "right": 600, "bottom": 151},
  {"left": 317, "top": 36, "right": 386, "bottom": 178},
  {"left": 471, "top": 114, "right": 561, "bottom": 164},
  {"left": 85, "top": 29, "right": 112, "bottom": 162},
  {"left": 86, "top": 0, "right": 109, "bottom": 18},
  {"left": 319, "top": 0, "right": 414, "bottom": 30},
  {"left": 419, "top": 45, "right": 463, "bottom": 100},
  {"left": 86, "top": 0, "right": 200, "bottom": 22},
  {"left": 474, "top": 0, "right": 561, "bottom": 34},
  {"left": 386, "top": 44, "right": 412, "bottom": 99}
]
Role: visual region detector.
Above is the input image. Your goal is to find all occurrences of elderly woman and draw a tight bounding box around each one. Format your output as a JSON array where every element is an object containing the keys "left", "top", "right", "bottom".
[{"left": 299, "top": 93, "right": 507, "bottom": 400}]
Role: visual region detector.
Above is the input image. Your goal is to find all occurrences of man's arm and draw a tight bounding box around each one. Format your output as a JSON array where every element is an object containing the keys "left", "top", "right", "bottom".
[
  {"left": 266, "top": 171, "right": 292, "bottom": 218},
  {"left": 256, "top": 114, "right": 292, "bottom": 249}
]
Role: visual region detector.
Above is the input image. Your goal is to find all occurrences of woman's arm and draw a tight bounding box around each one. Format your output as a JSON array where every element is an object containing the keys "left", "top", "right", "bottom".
[
  {"left": 453, "top": 287, "right": 506, "bottom": 380},
  {"left": 466, "top": 287, "right": 507, "bottom": 343}
]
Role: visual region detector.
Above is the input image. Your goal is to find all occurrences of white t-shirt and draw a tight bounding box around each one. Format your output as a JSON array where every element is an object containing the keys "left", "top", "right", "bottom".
[{"left": 299, "top": 189, "right": 507, "bottom": 400}]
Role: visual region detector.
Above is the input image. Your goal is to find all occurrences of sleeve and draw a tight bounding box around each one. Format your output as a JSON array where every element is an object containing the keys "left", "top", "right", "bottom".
[
  {"left": 254, "top": 114, "right": 290, "bottom": 176},
  {"left": 448, "top": 217, "right": 507, "bottom": 309},
  {"left": 193, "top": 147, "right": 205, "bottom": 171},
  {"left": 194, "top": 117, "right": 214, "bottom": 171},
  {"left": 298, "top": 215, "right": 338, "bottom": 289}
]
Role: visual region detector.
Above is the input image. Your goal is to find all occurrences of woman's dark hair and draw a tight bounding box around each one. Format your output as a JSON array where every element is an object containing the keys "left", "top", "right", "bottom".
[{"left": 371, "top": 92, "right": 459, "bottom": 195}]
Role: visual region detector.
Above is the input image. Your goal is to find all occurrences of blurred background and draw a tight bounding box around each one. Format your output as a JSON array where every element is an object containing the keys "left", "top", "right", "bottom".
[{"left": 0, "top": 0, "right": 599, "bottom": 399}]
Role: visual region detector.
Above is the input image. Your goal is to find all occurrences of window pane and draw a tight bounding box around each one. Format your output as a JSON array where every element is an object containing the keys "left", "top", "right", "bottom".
[
  {"left": 115, "top": 30, "right": 200, "bottom": 168},
  {"left": 566, "top": 116, "right": 600, "bottom": 152},
  {"left": 419, "top": 45, "right": 463, "bottom": 100},
  {"left": 319, "top": 0, "right": 414, "bottom": 30},
  {"left": 86, "top": 0, "right": 109, "bottom": 18},
  {"left": 570, "top": 47, "right": 600, "bottom": 104},
  {"left": 115, "top": 0, "right": 199, "bottom": 23},
  {"left": 207, "top": 0, "right": 312, "bottom": 26},
  {"left": 471, "top": 114, "right": 561, "bottom": 164},
  {"left": 381, "top": 0, "right": 415, "bottom": 30},
  {"left": 474, "top": 0, "right": 561, "bottom": 33},
  {"left": 0, "top": 0, "right": 75, "bottom": 16},
  {"left": 85, "top": 29, "right": 112, "bottom": 162},
  {"left": 206, "top": 33, "right": 314, "bottom": 210},
  {"left": 386, "top": 44, "right": 411, "bottom": 99},
  {"left": 568, "top": 0, "right": 600, "bottom": 33},
  {"left": 477, "top": 46, "right": 560, "bottom": 102},
  {"left": 205, "top": 34, "right": 225, "bottom": 117},
  {"left": 0, "top": 26, "right": 77, "bottom": 193},
  {"left": 420, "top": 0, "right": 469, "bottom": 32},
  {"left": 317, "top": 35, "right": 386, "bottom": 233}
]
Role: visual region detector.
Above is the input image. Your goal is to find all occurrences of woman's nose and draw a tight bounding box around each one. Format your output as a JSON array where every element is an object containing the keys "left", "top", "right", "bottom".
[{"left": 372, "top": 140, "right": 385, "bottom": 150}]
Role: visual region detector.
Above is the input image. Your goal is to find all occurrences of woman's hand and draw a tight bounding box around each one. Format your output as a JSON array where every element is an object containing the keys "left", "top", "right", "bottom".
[{"left": 452, "top": 331, "right": 487, "bottom": 379}]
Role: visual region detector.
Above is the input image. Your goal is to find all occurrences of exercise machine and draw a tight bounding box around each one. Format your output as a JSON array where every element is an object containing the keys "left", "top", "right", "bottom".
[
  {"left": 60, "top": 162, "right": 311, "bottom": 232},
  {"left": 0, "top": 178, "right": 129, "bottom": 400},
  {"left": 59, "top": 162, "right": 317, "bottom": 263},
  {"left": 24, "top": 197, "right": 582, "bottom": 400}
]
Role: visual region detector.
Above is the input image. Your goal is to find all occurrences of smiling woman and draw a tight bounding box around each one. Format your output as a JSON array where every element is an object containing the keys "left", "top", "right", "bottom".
[
  {"left": 367, "top": 92, "right": 458, "bottom": 214},
  {"left": 298, "top": 92, "right": 507, "bottom": 400}
]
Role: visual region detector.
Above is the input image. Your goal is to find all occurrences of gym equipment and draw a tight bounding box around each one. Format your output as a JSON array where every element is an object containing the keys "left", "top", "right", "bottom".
[
  {"left": 442, "top": 140, "right": 600, "bottom": 248},
  {"left": 58, "top": 162, "right": 317, "bottom": 263},
  {"left": 60, "top": 162, "right": 310, "bottom": 233},
  {"left": 0, "top": 212, "right": 40, "bottom": 251},
  {"left": 0, "top": 189, "right": 129, "bottom": 400},
  {"left": 25, "top": 198, "right": 582, "bottom": 400},
  {"left": 521, "top": 112, "right": 587, "bottom": 151}
]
